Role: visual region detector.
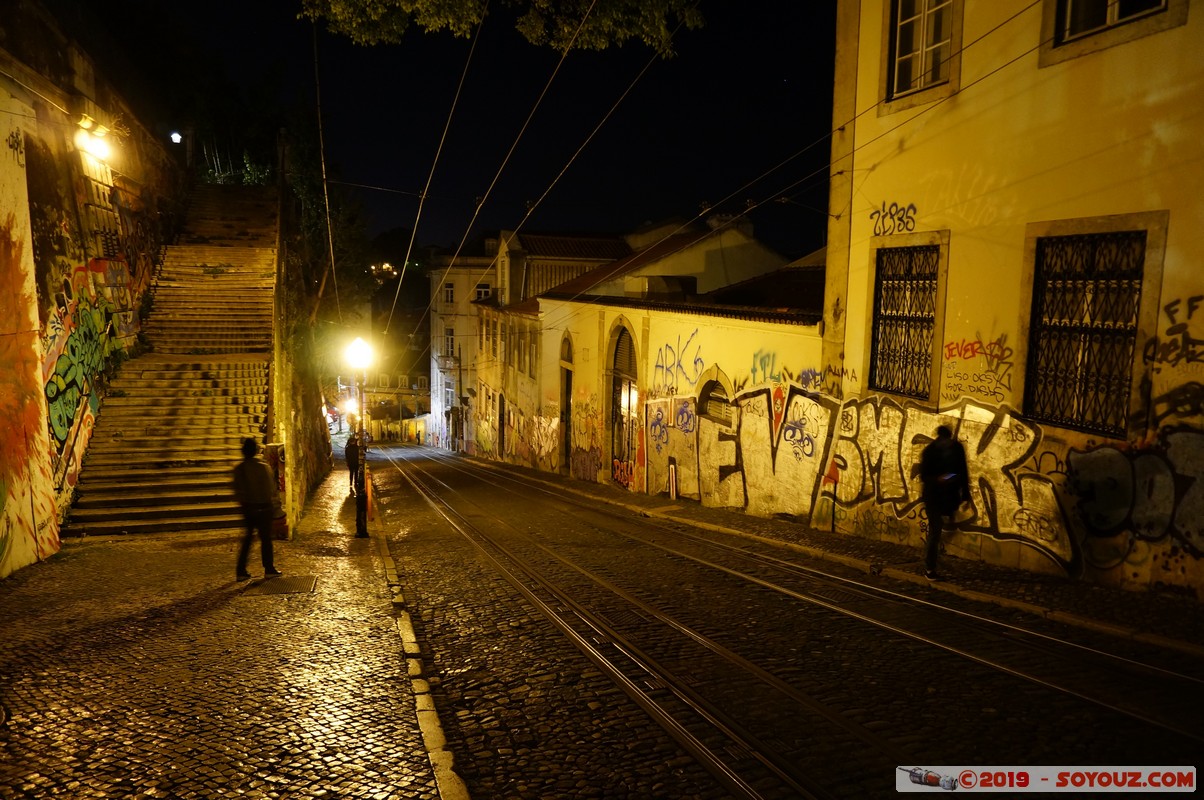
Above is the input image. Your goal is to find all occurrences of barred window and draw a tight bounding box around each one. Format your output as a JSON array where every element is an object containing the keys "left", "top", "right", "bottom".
[
  {"left": 869, "top": 245, "right": 939, "bottom": 399},
  {"left": 1024, "top": 231, "right": 1145, "bottom": 437}
]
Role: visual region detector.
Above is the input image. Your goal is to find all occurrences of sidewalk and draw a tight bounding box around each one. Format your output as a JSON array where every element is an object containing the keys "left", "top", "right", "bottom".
[{"left": 0, "top": 468, "right": 452, "bottom": 800}]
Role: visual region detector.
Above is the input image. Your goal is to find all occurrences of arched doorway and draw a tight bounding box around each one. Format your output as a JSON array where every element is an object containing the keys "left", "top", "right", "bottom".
[
  {"left": 610, "top": 327, "right": 638, "bottom": 488},
  {"left": 560, "top": 335, "right": 573, "bottom": 475},
  {"left": 497, "top": 394, "right": 507, "bottom": 458}
]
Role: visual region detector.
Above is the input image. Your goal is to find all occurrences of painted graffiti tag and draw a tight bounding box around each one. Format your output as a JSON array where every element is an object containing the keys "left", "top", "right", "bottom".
[
  {"left": 674, "top": 399, "right": 696, "bottom": 433},
  {"left": 649, "top": 405, "right": 670, "bottom": 453},
  {"left": 1143, "top": 296, "right": 1204, "bottom": 372},
  {"left": 869, "top": 201, "right": 917, "bottom": 236},
  {"left": 612, "top": 458, "right": 635, "bottom": 489},
  {"left": 654, "top": 329, "right": 705, "bottom": 394},
  {"left": 1068, "top": 430, "right": 1204, "bottom": 555}
]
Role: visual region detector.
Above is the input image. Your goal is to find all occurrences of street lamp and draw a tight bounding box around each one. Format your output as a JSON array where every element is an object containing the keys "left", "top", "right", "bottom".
[{"left": 344, "top": 337, "right": 374, "bottom": 537}]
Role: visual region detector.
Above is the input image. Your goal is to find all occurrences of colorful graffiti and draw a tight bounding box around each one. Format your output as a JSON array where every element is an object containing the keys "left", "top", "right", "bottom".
[
  {"left": 1068, "top": 429, "right": 1204, "bottom": 558},
  {"left": 653, "top": 330, "right": 705, "bottom": 395},
  {"left": 941, "top": 332, "right": 1015, "bottom": 404},
  {"left": 1143, "top": 296, "right": 1204, "bottom": 373}
]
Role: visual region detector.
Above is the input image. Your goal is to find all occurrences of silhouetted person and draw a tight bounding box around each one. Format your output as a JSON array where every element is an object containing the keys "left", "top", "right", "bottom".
[
  {"left": 345, "top": 433, "right": 360, "bottom": 495},
  {"left": 919, "top": 424, "right": 970, "bottom": 580},
  {"left": 233, "top": 437, "right": 282, "bottom": 580}
]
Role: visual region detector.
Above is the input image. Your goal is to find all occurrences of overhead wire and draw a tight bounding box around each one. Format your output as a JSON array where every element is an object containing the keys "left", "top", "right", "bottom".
[
  {"left": 381, "top": 0, "right": 492, "bottom": 339},
  {"left": 312, "top": 22, "right": 342, "bottom": 323},
  {"left": 391, "top": 0, "right": 601, "bottom": 370},
  {"left": 532, "top": 0, "right": 1046, "bottom": 334}
]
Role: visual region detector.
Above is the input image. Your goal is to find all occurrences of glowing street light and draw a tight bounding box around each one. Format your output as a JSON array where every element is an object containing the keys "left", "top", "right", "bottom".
[{"left": 344, "top": 337, "right": 374, "bottom": 537}]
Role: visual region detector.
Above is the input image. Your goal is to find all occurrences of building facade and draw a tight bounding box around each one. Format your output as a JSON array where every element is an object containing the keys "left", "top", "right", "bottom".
[
  {"left": 816, "top": 0, "right": 1203, "bottom": 594},
  {"left": 460, "top": 1, "right": 1204, "bottom": 598}
]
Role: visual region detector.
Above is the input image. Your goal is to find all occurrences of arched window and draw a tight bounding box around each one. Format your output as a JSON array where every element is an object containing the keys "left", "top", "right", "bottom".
[{"left": 698, "top": 379, "right": 732, "bottom": 425}]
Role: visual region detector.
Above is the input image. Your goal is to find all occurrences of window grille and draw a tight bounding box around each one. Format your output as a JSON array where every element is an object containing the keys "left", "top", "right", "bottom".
[
  {"left": 869, "top": 245, "right": 939, "bottom": 398},
  {"left": 891, "top": 0, "right": 953, "bottom": 98},
  {"left": 1058, "top": 0, "right": 1165, "bottom": 43},
  {"left": 1025, "top": 230, "right": 1145, "bottom": 436}
]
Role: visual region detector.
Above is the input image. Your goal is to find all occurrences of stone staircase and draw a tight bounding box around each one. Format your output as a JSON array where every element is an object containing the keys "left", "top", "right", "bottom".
[{"left": 66, "top": 184, "right": 279, "bottom": 536}]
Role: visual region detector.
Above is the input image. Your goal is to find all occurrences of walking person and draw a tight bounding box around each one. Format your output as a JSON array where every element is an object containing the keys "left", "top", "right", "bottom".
[
  {"left": 233, "top": 437, "right": 283, "bottom": 581},
  {"left": 918, "top": 424, "right": 970, "bottom": 580},
  {"left": 345, "top": 432, "right": 360, "bottom": 495}
]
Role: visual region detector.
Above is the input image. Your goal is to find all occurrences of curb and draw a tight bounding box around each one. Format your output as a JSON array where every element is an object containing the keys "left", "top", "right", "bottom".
[{"left": 365, "top": 469, "right": 472, "bottom": 800}]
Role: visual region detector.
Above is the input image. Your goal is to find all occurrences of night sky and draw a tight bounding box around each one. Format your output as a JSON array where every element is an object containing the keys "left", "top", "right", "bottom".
[{"left": 83, "top": 1, "right": 837, "bottom": 258}]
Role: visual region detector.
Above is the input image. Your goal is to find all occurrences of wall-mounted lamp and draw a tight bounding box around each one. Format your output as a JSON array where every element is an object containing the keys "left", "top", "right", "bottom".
[
  {"left": 74, "top": 128, "right": 110, "bottom": 160},
  {"left": 170, "top": 131, "right": 183, "bottom": 144}
]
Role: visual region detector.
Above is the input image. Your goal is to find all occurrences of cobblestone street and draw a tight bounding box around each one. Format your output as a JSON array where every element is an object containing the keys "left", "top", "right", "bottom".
[{"left": 0, "top": 471, "right": 439, "bottom": 800}]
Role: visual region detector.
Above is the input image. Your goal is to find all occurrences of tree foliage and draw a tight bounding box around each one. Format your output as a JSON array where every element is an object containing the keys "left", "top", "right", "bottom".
[{"left": 298, "top": 0, "right": 703, "bottom": 56}]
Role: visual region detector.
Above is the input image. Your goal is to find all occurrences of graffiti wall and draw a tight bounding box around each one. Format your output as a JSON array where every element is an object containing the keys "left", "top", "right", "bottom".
[
  {"left": 1, "top": 95, "right": 59, "bottom": 577},
  {"left": 638, "top": 363, "right": 1204, "bottom": 596},
  {"left": 0, "top": 44, "right": 179, "bottom": 578},
  {"left": 517, "top": 300, "right": 1202, "bottom": 596}
]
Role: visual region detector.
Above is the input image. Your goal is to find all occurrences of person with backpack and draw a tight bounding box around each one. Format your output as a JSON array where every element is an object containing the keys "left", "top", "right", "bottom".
[{"left": 918, "top": 424, "right": 970, "bottom": 580}]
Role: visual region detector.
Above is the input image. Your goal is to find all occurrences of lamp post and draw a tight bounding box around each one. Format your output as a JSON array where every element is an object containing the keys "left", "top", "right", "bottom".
[{"left": 344, "top": 337, "right": 374, "bottom": 537}]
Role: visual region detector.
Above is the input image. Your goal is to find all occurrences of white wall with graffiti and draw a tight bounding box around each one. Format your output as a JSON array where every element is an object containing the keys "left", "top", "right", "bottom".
[
  {"left": 0, "top": 22, "right": 179, "bottom": 578},
  {"left": 819, "top": 0, "right": 1204, "bottom": 595}
]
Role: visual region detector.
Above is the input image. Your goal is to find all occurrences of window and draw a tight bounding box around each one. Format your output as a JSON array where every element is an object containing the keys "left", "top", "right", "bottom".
[
  {"left": 611, "top": 328, "right": 638, "bottom": 465},
  {"left": 880, "top": 0, "right": 962, "bottom": 114},
  {"left": 1061, "top": 0, "right": 1164, "bottom": 40},
  {"left": 443, "top": 282, "right": 454, "bottom": 304},
  {"left": 1040, "top": 0, "right": 1185, "bottom": 66},
  {"left": 491, "top": 318, "right": 498, "bottom": 358},
  {"left": 476, "top": 283, "right": 491, "bottom": 300},
  {"left": 1020, "top": 212, "right": 1167, "bottom": 437},
  {"left": 379, "top": 373, "right": 390, "bottom": 389},
  {"left": 699, "top": 380, "right": 733, "bottom": 425},
  {"left": 867, "top": 233, "right": 948, "bottom": 401},
  {"left": 500, "top": 321, "right": 508, "bottom": 363},
  {"left": 418, "top": 376, "right": 429, "bottom": 390},
  {"left": 444, "top": 326, "right": 455, "bottom": 358}
]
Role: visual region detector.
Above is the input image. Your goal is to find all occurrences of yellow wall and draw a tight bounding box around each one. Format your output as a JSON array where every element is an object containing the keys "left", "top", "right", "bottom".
[{"left": 828, "top": 0, "right": 1204, "bottom": 594}]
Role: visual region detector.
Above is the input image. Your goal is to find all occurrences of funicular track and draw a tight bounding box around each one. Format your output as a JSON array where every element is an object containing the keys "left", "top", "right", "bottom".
[{"left": 377, "top": 446, "right": 1204, "bottom": 796}]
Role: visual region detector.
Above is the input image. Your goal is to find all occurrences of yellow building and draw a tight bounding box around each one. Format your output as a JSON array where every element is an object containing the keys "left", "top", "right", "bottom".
[
  {"left": 460, "top": 1, "right": 1203, "bottom": 598},
  {"left": 822, "top": 0, "right": 1203, "bottom": 594}
]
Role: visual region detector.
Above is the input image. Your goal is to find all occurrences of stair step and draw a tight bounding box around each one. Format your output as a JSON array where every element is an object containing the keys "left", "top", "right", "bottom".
[
  {"left": 74, "top": 487, "right": 238, "bottom": 508},
  {"left": 70, "top": 501, "right": 239, "bottom": 522},
  {"left": 64, "top": 514, "right": 246, "bottom": 537},
  {"left": 79, "top": 467, "right": 236, "bottom": 485}
]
